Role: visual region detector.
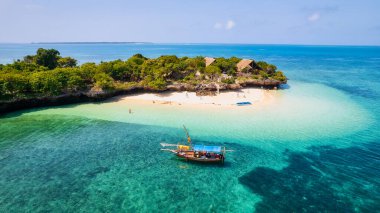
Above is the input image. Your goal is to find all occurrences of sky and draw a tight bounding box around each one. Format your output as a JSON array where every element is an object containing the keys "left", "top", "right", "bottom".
[{"left": 0, "top": 0, "right": 379, "bottom": 45}]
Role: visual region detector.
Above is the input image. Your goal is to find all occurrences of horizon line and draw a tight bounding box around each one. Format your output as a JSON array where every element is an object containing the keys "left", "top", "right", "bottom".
[{"left": 0, "top": 41, "right": 379, "bottom": 47}]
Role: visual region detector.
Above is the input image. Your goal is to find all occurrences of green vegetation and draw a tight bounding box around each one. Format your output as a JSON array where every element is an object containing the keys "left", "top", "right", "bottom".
[
  {"left": 213, "top": 57, "right": 239, "bottom": 76},
  {"left": 0, "top": 48, "right": 286, "bottom": 101},
  {"left": 205, "top": 65, "right": 221, "bottom": 81}
]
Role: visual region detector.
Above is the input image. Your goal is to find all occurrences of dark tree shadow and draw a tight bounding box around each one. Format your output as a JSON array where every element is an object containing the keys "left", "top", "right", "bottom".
[{"left": 239, "top": 143, "right": 380, "bottom": 212}]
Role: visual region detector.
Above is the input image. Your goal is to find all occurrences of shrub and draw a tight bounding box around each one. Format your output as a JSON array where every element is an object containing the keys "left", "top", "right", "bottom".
[
  {"left": 257, "top": 61, "right": 277, "bottom": 75},
  {"left": 221, "top": 77, "right": 235, "bottom": 84},
  {"left": 148, "top": 78, "right": 167, "bottom": 90},
  {"left": 94, "top": 73, "right": 114, "bottom": 90},
  {"left": 259, "top": 71, "right": 269, "bottom": 79},
  {"left": 58, "top": 57, "right": 77, "bottom": 68},
  {"left": 30, "top": 72, "right": 63, "bottom": 95},
  {"left": 67, "top": 75, "right": 85, "bottom": 92},
  {"left": 205, "top": 65, "right": 221, "bottom": 80},
  {"left": 273, "top": 71, "right": 287, "bottom": 82},
  {"left": 0, "top": 73, "right": 30, "bottom": 96}
]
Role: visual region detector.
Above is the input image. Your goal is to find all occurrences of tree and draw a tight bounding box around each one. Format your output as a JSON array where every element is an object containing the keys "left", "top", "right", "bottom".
[
  {"left": 30, "top": 71, "right": 63, "bottom": 95},
  {"left": 111, "top": 60, "right": 130, "bottom": 81},
  {"left": 94, "top": 73, "right": 114, "bottom": 89},
  {"left": 148, "top": 77, "right": 167, "bottom": 90},
  {"left": 205, "top": 65, "right": 221, "bottom": 80},
  {"left": 124, "top": 54, "right": 147, "bottom": 81},
  {"left": 0, "top": 52, "right": 287, "bottom": 100},
  {"left": 67, "top": 75, "right": 85, "bottom": 92},
  {"left": 259, "top": 71, "right": 269, "bottom": 79},
  {"left": 184, "top": 56, "right": 205, "bottom": 72},
  {"left": 273, "top": 71, "right": 287, "bottom": 82},
  {"left": 35, "top": 48, "right": 61, "bottom": 69},
  {"left": 23, "top": 55, "right": 35, "bottom": 63},
  {"left": 58, "top": 57, "right": 77, "bottom": 68},
  {"left": 0, "top": 73, "right": 29, "bottom": 96},
  {"left": 213, "top": 58, "right": 238, "bottom": 76},
  {"left": 257, "top": 61, "right": 277, "bottom": 75},
  {"left": 80, "top": 63, "right": 97, "bottom": 82},
  {"left": 230, "top": 56, "right": 241, "bottom": 64},
  {"left": 97, "top": 61, "right": 114, "bottom": 76},
  {"left": 130, "top": 54, "right": 147, "bottom": 64},
  {"left": 7, "top": 60, "right": 46, "bottom": 72}
]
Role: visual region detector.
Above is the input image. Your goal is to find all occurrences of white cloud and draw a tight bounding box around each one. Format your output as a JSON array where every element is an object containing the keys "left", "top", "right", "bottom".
[
  {"left": 214, "top": 22, "right": 223, "bottom": 29},
  {"left": 308, "top": 12, "right": 320, "bottom": 22},
  {"left": 226, "top": 20, "right": 235, "bottom": 30},
  {"left": 214, "top": 20, "right": 236, "bottom": 30}
]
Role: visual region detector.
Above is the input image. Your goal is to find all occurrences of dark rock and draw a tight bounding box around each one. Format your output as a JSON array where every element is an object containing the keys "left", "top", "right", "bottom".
[
  {"left": 196, "top": 90, "right": 216, "bottom": 96},
  {"left": 195, "top": 83, "right": 218, "bottom": 91},
  {"left": 0, "top": 87, "right": 144, "bottom": 115},
  {"left": 227, "top": 84, "right": 243, "bottom": 90},
  {"left": 167, "top": 83, "right": 195, "bottom": 91},
  {"left": 238, "top": 78, "right": 285, "bottom": 88}
]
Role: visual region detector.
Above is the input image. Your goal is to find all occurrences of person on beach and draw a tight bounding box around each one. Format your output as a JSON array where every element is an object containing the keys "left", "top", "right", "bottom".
[{"left": 129, "top": 109, "right": 132, "bottom": 114}]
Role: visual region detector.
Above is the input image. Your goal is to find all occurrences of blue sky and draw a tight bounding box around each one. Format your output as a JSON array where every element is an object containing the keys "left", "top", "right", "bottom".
[{"left": 0, "top": 0, "right": 379, "bottom": 45}]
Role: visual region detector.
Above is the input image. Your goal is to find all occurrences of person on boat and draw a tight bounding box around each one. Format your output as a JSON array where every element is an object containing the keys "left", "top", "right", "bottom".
[{"left": 206, "top": 152, "right": 211, "bottom": 158}]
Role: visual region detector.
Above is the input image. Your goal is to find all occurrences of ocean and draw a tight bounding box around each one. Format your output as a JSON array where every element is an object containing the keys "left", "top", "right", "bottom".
[{"left": 0, "top": 43, "right": 379, "bottom": 212}]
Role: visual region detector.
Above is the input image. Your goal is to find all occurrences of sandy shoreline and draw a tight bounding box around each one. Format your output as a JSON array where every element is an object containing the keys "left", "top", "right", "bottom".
[{"left": 114, "top": 88, "right": 275, "bottom": 107}]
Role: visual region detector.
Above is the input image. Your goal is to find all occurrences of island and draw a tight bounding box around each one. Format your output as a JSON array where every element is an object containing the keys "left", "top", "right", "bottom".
[{"left": 0, "top": 48, "right": 287, "bottom": 114}]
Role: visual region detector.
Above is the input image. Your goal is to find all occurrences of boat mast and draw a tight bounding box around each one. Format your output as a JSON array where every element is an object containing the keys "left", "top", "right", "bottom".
[{"left": 183, "top": 125, "right": 192, "bottom": 146}]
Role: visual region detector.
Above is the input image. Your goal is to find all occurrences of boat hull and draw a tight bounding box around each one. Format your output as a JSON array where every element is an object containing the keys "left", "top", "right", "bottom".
[{"left": 176, "top": 154, "right": 224, "bottom": 163}]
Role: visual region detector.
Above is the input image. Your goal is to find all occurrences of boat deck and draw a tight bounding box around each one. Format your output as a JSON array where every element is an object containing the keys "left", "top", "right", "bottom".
[{"left": 176, "top": 151, "right": 224, "bottom": 163}]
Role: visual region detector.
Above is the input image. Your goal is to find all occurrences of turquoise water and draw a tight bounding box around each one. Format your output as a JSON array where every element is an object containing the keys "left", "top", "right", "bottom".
[{"left": 1, "top": 44, "right": 380, "bottom": 212}]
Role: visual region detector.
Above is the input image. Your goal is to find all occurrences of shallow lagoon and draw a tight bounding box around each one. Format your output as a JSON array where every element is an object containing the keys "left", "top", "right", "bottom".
[
  {"left": 1, "top": 44, "right": 380, "bottom": 212},
  {"left": 21, "top": 80, "right": 372, "bottom": 151}
]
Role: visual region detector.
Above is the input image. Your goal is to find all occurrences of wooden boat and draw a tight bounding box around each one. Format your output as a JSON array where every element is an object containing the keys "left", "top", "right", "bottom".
[{"left": 161, "top": 126, "right": 232, "bottom": 164}]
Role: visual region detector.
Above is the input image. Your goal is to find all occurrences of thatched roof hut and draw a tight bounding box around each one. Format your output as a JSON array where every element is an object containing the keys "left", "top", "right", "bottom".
[
  {"left": 236, "top": 59, "right": 254, "bottom": 72},
  {"left": 204, "top": 57, "right": 216, "bottom": 67}
]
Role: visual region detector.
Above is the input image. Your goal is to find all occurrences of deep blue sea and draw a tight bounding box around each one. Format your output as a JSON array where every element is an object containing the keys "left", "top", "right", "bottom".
[{"left": 0, "top": 43, "right": 380, "bottom": 212}]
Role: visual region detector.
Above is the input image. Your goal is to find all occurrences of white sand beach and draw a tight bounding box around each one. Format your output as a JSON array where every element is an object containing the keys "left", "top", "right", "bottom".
[{"left": 117, "top": 88, "right": 273, "bottom": 107}]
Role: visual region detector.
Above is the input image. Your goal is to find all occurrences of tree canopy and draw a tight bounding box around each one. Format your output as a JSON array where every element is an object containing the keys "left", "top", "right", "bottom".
[
  {"left": 0, "top": 48, "right": 286, "bottom": 101},
  {"left": 34, "top": 48, "right": 61, "bottom": 69}
]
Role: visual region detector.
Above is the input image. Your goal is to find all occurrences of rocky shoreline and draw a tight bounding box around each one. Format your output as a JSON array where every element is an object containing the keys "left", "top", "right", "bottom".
[{"left": 0, "top": 79, "right": 286, "bottom": 115}]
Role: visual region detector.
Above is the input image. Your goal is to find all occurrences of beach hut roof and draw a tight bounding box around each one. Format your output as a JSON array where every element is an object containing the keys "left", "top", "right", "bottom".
[
  {"left": 204, "top": 57, "right": 216, "bottom": 67},
  {"left": 236, "top": 59, "right": 254, "bottom": 72}
]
